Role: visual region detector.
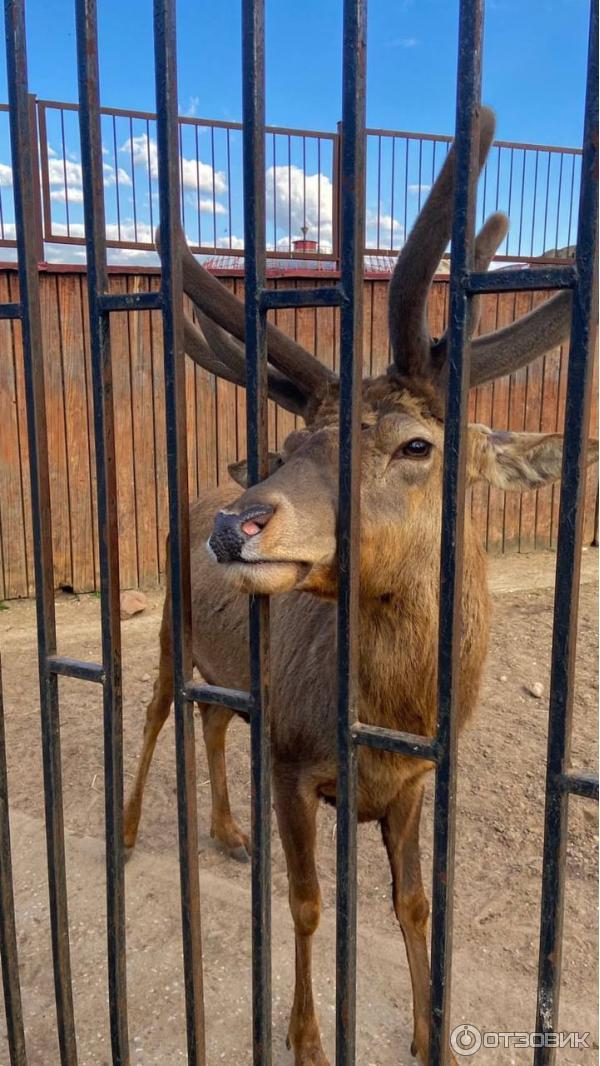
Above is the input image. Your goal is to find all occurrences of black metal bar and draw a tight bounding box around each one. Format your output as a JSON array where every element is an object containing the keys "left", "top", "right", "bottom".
[
  {"left": 153, "top": 4, "right": 206, "bottom": 1063},
  {"left": 0, "top": 303, "right": 22, "bottom": 319},
  {"left": 534, "top": 3, "right": 599, "bottom": 1061},
  {"left": 0, "top": 656, "right": 27, "bottom": 1066},
  {"left": 259, "top": 286, "right": 346, "bottom": 310},
  {"left": 184, "top": 682, "right": 253, "bottom": 721},
  {"left": 97, "top": 291, "right": 163, "bottom": 313},
  {"left": 241, "top": 3, "right": 272, "bottom": 1062},
  {"left": 429, "top": 3, "right": 483, "bottom": 1063},
  {"left": 335, "top": 3, "right": 366, "bottom": 1064},
  {"left": 557, "top": 771, "right": 599, "bottom": 801},
  {"left": 74, "top": 4, "right": 130, "bottom": 1062},
  {"left": 4, "top": 3, "right": 78, "bottom": 1062},
  {"left": 467, "top": 265, "right": 576, "bottom": 293},
  {"left": 352, "top": 723, "right": 439, "bottom": 762},
  {"left": 47, "top": 656, "right": 105, "bottom": 684}
]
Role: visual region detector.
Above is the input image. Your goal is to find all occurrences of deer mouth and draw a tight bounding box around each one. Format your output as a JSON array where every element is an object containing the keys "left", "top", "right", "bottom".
[{"left": 215, "top": 558, "right": 310, "bottom": 595}]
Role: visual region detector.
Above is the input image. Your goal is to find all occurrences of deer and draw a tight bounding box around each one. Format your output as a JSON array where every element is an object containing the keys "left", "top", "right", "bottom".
[{"left": 123, "top": 107, "right": 596, "bottom": 1066}]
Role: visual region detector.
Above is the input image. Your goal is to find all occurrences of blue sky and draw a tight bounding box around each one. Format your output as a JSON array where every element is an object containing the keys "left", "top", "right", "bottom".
[
  {"left": 0, "top": 0, "right": 592, "bottom": 263},
  {"left": 1, "top": 0, "right": 590, "bottom": 143}
]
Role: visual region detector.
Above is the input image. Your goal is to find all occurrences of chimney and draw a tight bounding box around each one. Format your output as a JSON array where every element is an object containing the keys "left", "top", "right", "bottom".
[{"left": 292, "top": 225, "right": 318, "bottom": 253}]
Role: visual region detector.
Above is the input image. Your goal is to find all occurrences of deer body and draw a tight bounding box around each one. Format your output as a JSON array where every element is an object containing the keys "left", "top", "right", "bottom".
[{"left": 123, "top": 109, "right": 595, "bottom": 1065}]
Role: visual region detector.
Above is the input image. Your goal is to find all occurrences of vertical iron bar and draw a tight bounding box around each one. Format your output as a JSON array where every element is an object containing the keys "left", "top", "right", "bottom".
[
  {"left": 335, "top": 1, "right": 366, "bottom": 1063},
  {"left": 241, "top": 3, "right": 272, "bottom": 1062},
  {"left": 74, "top": 3, "right": 129, "bottom": 1062},
  {"left": 153, "top": 3, "right": 206, "bottom": 1063},
  {"left": 26, "top": 93, "right": 43, "bottom": 262},
  {"left": 534, "top": 3, "right": 598, "bottom": 1062},
  {"left": 0, "top": 657, "right": 27, "bottom": 1066},
  {"left": 429, "top": 2, "right": 483, "bottom": 1063},
  {"left": 3, "top": 3, "right": 78, "bottom": 1062}
]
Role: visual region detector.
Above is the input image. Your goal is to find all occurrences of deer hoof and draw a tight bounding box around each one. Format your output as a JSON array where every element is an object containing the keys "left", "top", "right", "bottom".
[{"left": 230, "top": 843, "right": 251, "bottom": 863}]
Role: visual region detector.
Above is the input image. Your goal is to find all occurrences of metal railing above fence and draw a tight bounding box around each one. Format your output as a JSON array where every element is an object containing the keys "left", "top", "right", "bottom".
[{"left": 0, "top": 95, "right": 581, "bottom": 267}]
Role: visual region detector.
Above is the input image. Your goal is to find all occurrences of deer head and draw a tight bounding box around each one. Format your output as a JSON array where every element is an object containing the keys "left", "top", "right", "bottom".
[{"left": 159, "top": 106, "right": 596, "bottom": 599}]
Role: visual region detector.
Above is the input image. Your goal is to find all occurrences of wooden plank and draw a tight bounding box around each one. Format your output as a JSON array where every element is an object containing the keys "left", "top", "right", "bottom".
[
  {"left": 41, "top": 273, "right": 72, "bottom": 589},
  {"left": 128, "top": 274, "right": 160, "bottom": 586},
  {"left": 550, "top": 338, "right": 569, "bottom": 549},
  {"left": 147, "top": 276, "right": 169, "bottom": 577},
  {"left": 315, "top": 295, "right": 336, "bottom": 379},
  {"left": 362, "top": 280, "right": 374, "bottom": 376},
  {"left": 370, "top": 278, "right": 390, "bottom": 378},
  {"left": 7, "top": 272, "right": 34, "bottom": 596},
  {"left": 272, "top": 279, "right": 298, "bottom": 449},
  {"left": 470, "top": 293, "right": 496, "bottom": 551},
  {"left": 486, "top": 293, "right": 514, "bottom": 554},
  {"left": 231, "top": 278, "right": 248, "bottom": 467},
  {"left": 108, "top": 276, "right": 138, "bottom": 589},
  {"left": 535, "top": 293, "right": 561, "bottom": 551},
  {"left": 427, "top": 281, "right": 447, "bottom": 350},
  {"left": 78, "top": 271, "right": 100, "bottom": 589},
  {"left": 0, "top": 273, "right": 28, "bottom": 598},
  {"left": 57, "top": 273, "right": 96, "bottom": 593},
  {"left": 518, "top": 290, "right": 545, "bottom": 554},
  {"left": 503, "top": 290, "right": 532, "bottom": 553}
]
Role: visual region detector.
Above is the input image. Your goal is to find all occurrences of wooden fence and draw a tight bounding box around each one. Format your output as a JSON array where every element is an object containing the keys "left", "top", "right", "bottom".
[{"left": 0, "top": 266, "right": 597, "bottom": 599}]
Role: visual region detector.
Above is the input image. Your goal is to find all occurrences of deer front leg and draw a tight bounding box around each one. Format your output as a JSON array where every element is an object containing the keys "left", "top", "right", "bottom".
[
  {"left": 381, "top": 771, "right": 443, "bottom": 1066},
  {"left": 274, "top": 767, "right": 329, "bottom": 1066},
  {"left": 200, "top": 703, "right": 250, "bottom": 862},
  {"left": 124, "top": 615, "right": 173, "bottom": 849}
]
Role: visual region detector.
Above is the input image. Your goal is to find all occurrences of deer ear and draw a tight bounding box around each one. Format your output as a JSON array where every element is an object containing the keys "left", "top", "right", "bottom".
[
  {"left": 228, "top": 452, "right": 282, "bottom": 488},
  {"left": 470, "top": 426, "right": 599, "bottom": 491}
]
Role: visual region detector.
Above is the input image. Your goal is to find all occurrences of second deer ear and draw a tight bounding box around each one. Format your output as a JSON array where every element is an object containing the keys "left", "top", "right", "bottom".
[
  {"left": 228, "top": 452, "right": 282, "bottom": 488},
  {"left": 469, "top": 426, "right": 599, "bottom": 491}
]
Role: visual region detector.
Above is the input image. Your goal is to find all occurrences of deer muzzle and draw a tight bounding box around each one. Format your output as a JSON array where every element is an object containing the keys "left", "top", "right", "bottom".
[{"left": 208, "top": 505, "right": 274, "bottom": 563}]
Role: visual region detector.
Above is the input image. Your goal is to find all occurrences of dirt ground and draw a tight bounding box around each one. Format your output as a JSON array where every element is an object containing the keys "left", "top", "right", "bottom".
[{"left": 0, "top": 551, "right": 598, "bottom": 1066}]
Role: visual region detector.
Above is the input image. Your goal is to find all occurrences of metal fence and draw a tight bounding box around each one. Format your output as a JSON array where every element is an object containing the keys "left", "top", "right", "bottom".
[
  {"left": 0, "top": 4, "right": 598, "bottom": 1066},
  {"left": 0, "top": 94, "right": 583, "bottom": 266}
]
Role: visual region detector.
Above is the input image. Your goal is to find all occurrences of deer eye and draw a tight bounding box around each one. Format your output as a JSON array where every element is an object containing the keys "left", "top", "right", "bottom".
[{"left": 394, "top": 438, "right": 432, "bottom": 460}]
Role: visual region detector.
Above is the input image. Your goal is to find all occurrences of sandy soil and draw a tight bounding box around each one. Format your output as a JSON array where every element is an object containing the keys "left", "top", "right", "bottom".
[{"left": 0, "top": 551, "right": 598, "bottom": 1066}]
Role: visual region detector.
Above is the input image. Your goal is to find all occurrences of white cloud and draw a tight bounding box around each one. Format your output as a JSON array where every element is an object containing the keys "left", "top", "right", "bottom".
[
  {"left": 366, "top": 208, "right": 403, "bottom": 248},
  {"left": 408, "top": 183, "right": 432, "bottom": 195},
  {"left": 187, "top": 194, "right": 227, "bottom": 215},
  {"left": 265, "top": 164, "right": 333, "bottom": 250},
  {"left": 0, "top": 163, "right": 12, "bottom": 187},
  {"left": 48, "top": 156, "right": 83, "bottom": 187},
  {"left": 217, "top": 234, "right": 245, "bottom": 250},
  {"left": 386, "top": 35, "right": 418, "bottom": 48},
  {"left": 186, "top": 96, "right": 200, "bottom": 117},
  {"left": 103, "top": 163, "right": 132, "bottom": 187},
  {"left": 51, "top": 187, "right": 84, "bottom": 203},
  {"left": 120, "top": 133, "right": 227, "bottom": 196},
  {"left": 46, "top": 152, "right": 131, "bottom": 208}
]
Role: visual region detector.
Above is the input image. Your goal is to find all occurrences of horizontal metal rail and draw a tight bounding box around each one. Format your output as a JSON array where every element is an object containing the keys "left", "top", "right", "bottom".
[
  {"left": 259, "top": 285, "right": 346, "bottom": 309},
  {"left": 47, "top": 656, "right": 105, "bottom": 684},
  {"left": 467, "top": 265, "right": 576, "bottom": 292}
]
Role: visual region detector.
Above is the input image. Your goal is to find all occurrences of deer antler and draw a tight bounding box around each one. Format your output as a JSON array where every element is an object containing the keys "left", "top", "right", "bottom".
[
  {"left": 388, "top": 105, "right": 496, "bottom": 378},
  {"left": 430, "top": 210, "right": 509, "bottom": 370},
  {"left": 157, "top": 226, "right": 335, "bottom": 400},
  {"left": 468, "top": 290, "right": 572, "bottom": 386},
  {"left": 193, "top": 309, "right": 307, "bottom": 415}
]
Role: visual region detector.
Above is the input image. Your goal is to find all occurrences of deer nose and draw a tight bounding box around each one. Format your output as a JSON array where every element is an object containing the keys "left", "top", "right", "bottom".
[{"left": 208, "top": 505, "right": 274, "bottom": 563}]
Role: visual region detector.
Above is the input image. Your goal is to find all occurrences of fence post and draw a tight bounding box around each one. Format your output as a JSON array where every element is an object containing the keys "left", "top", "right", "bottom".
[
  {"left": 26, "top": 95, "right": 44, "bottom": 263},
  {"left": 333, "top": 121, "right": 342, "bottom": 267}
]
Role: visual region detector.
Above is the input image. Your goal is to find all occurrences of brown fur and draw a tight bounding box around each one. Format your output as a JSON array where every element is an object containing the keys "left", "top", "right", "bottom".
[
  {"left": 122, "top": 379, "right": 586, "bottom": 1066},
  {"left": 124, "top": 106, "right": 591, "bottom": 1065}
]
